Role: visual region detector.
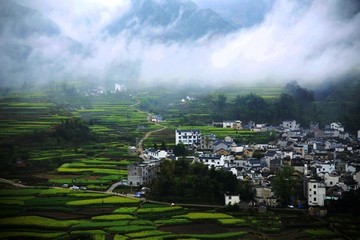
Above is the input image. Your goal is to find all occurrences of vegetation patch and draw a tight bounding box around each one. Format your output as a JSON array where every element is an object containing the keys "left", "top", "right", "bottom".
[
  {"left": 154, "top": 218, "right": 191, "bottom": 226},
  {"left": 72, "top": 220, "right": 130, "bottom": 229},
  {"left": 68, "top": 193, "right": 110, "bottom": 198},
  {"left": 0, "top": 199, "right": 24, "bottom": 206},
  {"left": 67, "top": 196, "right": 140, "bottom": 206},
  {"left": 70, "top": 230, "right": 106, "bottom": 236},
  {"left": 113, "top": 207, "right": 137, "bottom": 214},
  {"left": 303, "top": 229, "right": 337, "bottom": 237},
  {"left": 0, "top": 231, "right": 66, "bottom": 239},
  {"left": 128, "top": 220, "right": 154, "bottom": 226},
  {"left": 217, "top": 218, "right": 247, "bottom": 226},
  {"left": 107, "top": 225, "right": 156, "bottom": 234},
  {"left": 0, "top": 216, "right": 80, "bottom": 229},
  {"left": 137, "top": 206, "right": 183, "bottom": 213},
  {"left": 178, "top": 231, "right": 248, "bottom": 239},
  {"left": 174, "top": 212, "right": 234, "bottom": 221},
  {"left": 92, "top": 214, "right": 136, "bottom": 221},
  {"left": 125, "top": 230, "right": 171, "bottom": 238},
  {"left": 57, "top": 165, "right": 127, "bottom": 175}
]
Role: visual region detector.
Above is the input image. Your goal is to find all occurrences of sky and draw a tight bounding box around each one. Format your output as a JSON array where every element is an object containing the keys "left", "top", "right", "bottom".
[{"left": 2, "top": 0, "right": 360, "bottom": 88}]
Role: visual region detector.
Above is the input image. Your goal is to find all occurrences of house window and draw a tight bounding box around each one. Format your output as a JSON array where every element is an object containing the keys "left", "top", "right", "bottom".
[
  {"left": 313, "top": 185, "right": 317, "bottom": 188},
  {"left": 314, "top": 197, "right": 317, "bottom": 201},
  {"left": 330, "top": 181, "right": 333, "bottom": 185},
  {"left": 314, "top": 191, "right": 316, "bottom": 194},
  {"left": 228, "top": 196, "right": 232, "bottom": 200}
]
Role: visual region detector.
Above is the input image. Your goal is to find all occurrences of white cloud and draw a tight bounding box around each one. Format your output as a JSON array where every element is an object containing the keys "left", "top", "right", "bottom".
[{"left": 3, "top": 0, "right": 360, "bottom": 87}]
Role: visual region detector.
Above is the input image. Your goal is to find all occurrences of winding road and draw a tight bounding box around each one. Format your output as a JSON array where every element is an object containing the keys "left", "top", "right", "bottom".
[{"left": 130, "top": 97, "right": 168, "bottom": 156}]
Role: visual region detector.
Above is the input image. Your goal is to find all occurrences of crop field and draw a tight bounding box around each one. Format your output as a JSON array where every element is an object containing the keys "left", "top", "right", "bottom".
[
  {"left": 1, "top": 184, "right": 348, "bottom": 239},
  {"left": 0, "top": 92, "right": 146, "bottom": 191}
]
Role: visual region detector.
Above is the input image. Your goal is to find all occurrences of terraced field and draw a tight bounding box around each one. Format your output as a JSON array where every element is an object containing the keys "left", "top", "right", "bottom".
[
  {"left": 1, "top": 185, "right": 350, "bottom": 239},
  {"left": 1, "top": 88, "right": 358, "bottom": 239}
]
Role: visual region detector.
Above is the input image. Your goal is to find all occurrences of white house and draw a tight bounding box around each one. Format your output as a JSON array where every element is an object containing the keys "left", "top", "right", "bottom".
[
  {"left": 198, "top": 154, "right": 227, "bottom": 168},
  {"left": 282, "top": 149, "right": 294, "bottom": 159},
  {"left": 114, "top": 83, "right": 126, "bottom": 92},
  {"left": 144, "top": 149, "right": 168, "bottom": 160},
  {"left": 224, "top": 193, "right": 241, "bottom": 205},
  {"left": 151, "top": 115, "right": 163, "bottom": 123},
  {"left": 324, "top": 173, "right": 340, "bottom": 187},
  {"left": 330, "top": 122, "right": 344, "bottom": 132},
  {"left": 315, "top": 162, "right": 336, "bottom": 174},
  {"left": 346, "top": 164, "right": 357, "bottom": 174},
  {"left": 175, "top": 130, "right": 201, "bottom": 146},
  {"left": 222, "top": 120, "right": 243, "bottom": 130},
  {"left": 282, "top": 120, "right": 300, "bottom": 131},
  {"left": 307, "top": 180, "right": 326, "bottom": 207}
]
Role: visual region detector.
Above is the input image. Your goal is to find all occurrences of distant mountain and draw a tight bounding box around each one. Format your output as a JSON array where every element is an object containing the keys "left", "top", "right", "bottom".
[
  {"left": 0, "top": 1, "right": 91, "bottom": 87},
  {"left": 105, "top": 0, "right": 236, "bottom": 41},
  {"left": 0, "top": 0, "right": 59, "bottom": 38}
]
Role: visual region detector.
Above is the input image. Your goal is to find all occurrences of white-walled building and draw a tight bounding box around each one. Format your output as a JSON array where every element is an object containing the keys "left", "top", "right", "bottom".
[
  {"left": 114, "top": 83, "right": 126, "bottom": 92},
  {"left": 127, "top": 160, "right": 160, "bottom": 186},
  {"left": 282, "top": 120, "right": 300, "bottom": 131},
  {"left": 330, "top": 122, "right": 344, "bottom": 132},
  {"left": 175, "top": 130, "right": 201, "bottom": 146},
  {"left": 224, "top": 194, "right": 241, "bottom": 205},
  {"left": 308, "top": 180, "right": 326, "bottom": 206},
  {"left": 324, "top": 173, "right": 340, "bottom": 187},
  {"left": 315, "top": 162, "right": 336, "bottom": 174},
  {"left": 198, "top": 154, "right": 227, "bottom": 168},
  {"left": 144, "top": 149, "right": 168, "bottom": 160}
]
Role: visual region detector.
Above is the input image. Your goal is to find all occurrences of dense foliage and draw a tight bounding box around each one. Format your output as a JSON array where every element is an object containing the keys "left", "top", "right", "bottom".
[
  {"left": 209, "top": 82, "right": 320, "bottom": 126},
  {"left": 149, "top": 159, "right": 239, "bottom": 204},
  {"left": 271, "top": 165, "right": 300, "bottom": 206},
  {"left": 52, "top": 118, "right": 95, "bottom": 148}
]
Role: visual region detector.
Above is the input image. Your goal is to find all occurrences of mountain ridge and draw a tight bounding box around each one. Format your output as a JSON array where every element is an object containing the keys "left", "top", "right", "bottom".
[{"left": 105, "top": 0, "right": 236, "bottom": 42}]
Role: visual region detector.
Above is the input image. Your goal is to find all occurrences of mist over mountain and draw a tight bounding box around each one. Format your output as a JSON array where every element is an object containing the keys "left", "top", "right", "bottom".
[
  {"left": 0, "top": 0, "right": 59, "bottom": 38},
  {"left": 106, "top": 0, "right": 235, "bottom": 42},
  {"left": 1, "top": 0, "right": 360, "bottom": 89}
]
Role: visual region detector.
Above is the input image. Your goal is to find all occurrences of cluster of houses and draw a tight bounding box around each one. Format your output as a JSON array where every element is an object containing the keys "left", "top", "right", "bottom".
[
  {"left": 83, "top": 83, "right": 127, "bottom": 96},
  {"left": 127, "top": 120, "right": 360, "bottom": 208}
]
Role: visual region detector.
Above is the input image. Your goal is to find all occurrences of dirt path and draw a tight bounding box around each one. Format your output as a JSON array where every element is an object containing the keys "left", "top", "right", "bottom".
[
  {"left": 130, "top": 97, "right": 168, "bottom": 156},
  {"left": 0, "top": 178, "right": 29, "bottom": 188},
  {"left": 137, "top": 125, "right": 167, "bottom": 155}
]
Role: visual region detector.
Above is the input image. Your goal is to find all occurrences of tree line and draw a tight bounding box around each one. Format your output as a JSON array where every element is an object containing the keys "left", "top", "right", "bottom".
[
  {"left": 149, "top": 158, "right": 253, "bottom": 204},
  {"left": 208, "top": 81, "right": 320, "bottom": 126}
]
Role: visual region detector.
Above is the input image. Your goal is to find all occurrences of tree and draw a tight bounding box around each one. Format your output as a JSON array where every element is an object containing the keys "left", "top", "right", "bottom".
[
  {"left": 271, "top": 165, "right": 299, "bottom": 206},
  {"left": 238, "top": 181, "right": 254, "bottom": 202},
  {"left": 275, "top": 93, "right": 295, "bottom": 120},
  {"left": 160, "top": 140, "right": 167, "bottom": 151},
  {"left": 173, "top": 143, "right": 186, "bottom": 156},
  {"left": 216, "top": 93, "right": 227, "bottom": 114}
]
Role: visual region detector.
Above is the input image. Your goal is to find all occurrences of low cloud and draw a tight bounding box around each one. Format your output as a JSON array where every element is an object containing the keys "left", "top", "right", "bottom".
[{"left": 1, "top": 0, "right": 360, "bottom": 88}]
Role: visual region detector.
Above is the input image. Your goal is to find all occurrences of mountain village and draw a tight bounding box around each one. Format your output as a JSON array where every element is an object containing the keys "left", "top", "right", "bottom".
[{"left": 127, "top": 120, "right": 360, "bottom": 212}]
